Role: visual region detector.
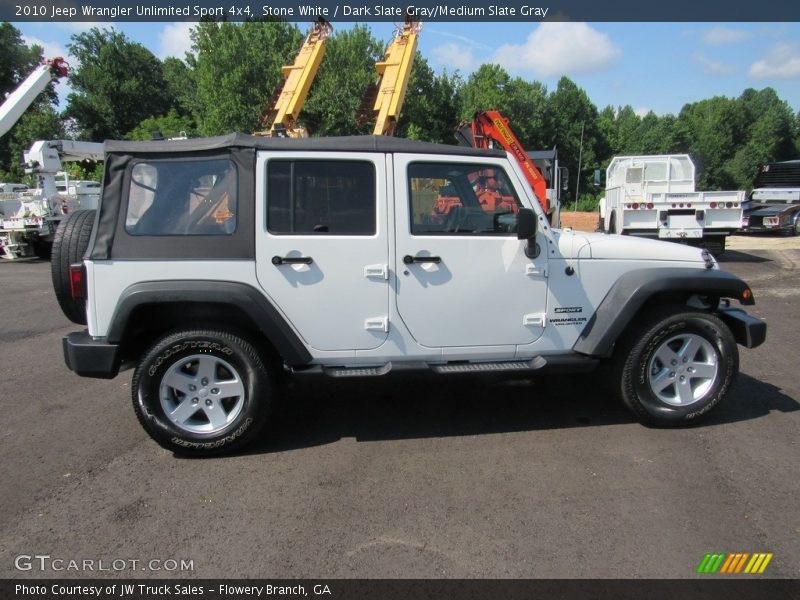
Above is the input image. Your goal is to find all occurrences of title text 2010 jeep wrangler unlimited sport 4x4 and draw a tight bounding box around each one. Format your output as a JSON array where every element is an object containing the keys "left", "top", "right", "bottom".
[{"left": 55, "top": 134, "right": 766, "bottom": 455}]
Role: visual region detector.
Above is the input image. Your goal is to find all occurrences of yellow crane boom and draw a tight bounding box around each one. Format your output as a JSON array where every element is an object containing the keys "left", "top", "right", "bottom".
[
  {"left": 258, "top": 19, "right": 332, "bottom": 138},
  {"left": 371, "top": 18, "right": 421, "bottom": 136}
]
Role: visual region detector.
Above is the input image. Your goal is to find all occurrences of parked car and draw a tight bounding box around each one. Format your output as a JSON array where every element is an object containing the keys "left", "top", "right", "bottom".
[{"left": 740, "top": 197, "right": 800, "bottom": 236}]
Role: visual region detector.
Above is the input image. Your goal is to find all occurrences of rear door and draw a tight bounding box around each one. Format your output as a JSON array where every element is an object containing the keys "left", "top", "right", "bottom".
[{"left": 255, "top": 152, "right": 389, "bottom": 352}]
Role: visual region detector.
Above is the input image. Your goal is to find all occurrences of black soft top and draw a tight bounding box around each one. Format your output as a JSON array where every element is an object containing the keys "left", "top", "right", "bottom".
[{"left": 104, "top": 133, "right": 505, "bottom": 158}]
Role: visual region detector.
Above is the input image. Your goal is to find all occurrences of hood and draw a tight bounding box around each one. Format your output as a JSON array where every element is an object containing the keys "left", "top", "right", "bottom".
[{"left": 555, "top": 229, "right": 706, "bottom": 263}]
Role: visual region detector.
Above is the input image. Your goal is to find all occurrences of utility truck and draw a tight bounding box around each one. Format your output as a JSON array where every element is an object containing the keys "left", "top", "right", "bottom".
[
  {"left": 599, "top": 155, "right": 744, "bottom": 254},
  {"left": 0, "top": 140, "right": 103, "bottom": 259}
]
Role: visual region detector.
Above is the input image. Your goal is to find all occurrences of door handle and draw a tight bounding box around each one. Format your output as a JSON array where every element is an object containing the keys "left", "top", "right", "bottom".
[
  {"left": 403, "top": 255, "right": 441, "bottom": 264},
  {"left": 272, "top": 255, "right": 313, "bottom": 266}
]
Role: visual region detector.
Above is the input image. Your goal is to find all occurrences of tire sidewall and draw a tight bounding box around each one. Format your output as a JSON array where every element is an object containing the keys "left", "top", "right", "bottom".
[
  {"left": 133, "top": 331, "right": 268, "bottom": 454},
  {"left": 626, "top": 313, "right": 737, "bottom": 423}
]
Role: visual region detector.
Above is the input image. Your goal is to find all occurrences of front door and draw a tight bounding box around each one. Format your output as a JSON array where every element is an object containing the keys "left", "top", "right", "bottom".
[
  {"left": 393, "top": 155, "right": 549, "bottom": 349},
  {"left": 255, "top": 152, "right": 389, "bottom": 352}
]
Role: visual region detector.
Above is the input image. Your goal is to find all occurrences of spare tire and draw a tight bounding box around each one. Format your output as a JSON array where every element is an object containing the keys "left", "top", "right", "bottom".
[{"left": 51, "top": 209, "right": 95, "bottom": 324}]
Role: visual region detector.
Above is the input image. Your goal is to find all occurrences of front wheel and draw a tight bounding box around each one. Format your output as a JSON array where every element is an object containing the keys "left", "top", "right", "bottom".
[
  {"left": 132, "top": 330, "right": 274, "bottom": 456},
  {"left": 614, "top": 307, "right": 738, "bottom": 426}
]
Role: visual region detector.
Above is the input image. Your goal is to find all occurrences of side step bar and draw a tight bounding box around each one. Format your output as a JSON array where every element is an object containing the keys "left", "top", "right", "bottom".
[{"left": 291, "top": 355, "right": 597, "bottom": 378}]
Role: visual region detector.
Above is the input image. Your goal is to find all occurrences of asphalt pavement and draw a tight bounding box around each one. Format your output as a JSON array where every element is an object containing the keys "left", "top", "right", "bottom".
[{"left": 0, "top": 238, "right": 798, "bottom": 579}]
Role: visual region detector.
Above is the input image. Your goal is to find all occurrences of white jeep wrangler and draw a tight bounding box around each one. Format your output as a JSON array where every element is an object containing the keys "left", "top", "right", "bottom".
[{"left": 55, "top": 134, "right": 766, "bottom": 455}]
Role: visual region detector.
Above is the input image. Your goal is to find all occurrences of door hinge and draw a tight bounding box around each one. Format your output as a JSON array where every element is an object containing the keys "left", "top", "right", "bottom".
[
  {"left": 525, "top": 264, "right": 547, "bottom": 278},
  {"left": 364, "top": 264, "right": 389, "bottom": 280},
  {"left": 364, "top": 316, "right": 389, "bottom": 332},
  {"left": 523, "top": 313, "right": 547, "bottom": 328}
]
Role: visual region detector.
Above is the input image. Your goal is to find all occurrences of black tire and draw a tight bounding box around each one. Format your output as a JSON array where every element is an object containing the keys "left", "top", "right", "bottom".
[
  {"left": 132, "top": 329, "right": 273, "bottom": 456},
  {"left": 51, "top": 209, "right": 95, "bottom": 324},
  {"left": 613, "top": 306, "right": 738, "bottom": 426},
  {"left": 608, "top": 211, "right": 616, "bottom": 234}
]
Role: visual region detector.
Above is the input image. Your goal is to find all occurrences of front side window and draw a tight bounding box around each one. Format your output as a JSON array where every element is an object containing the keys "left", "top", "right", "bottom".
[
  {"left": 408, "top": 162, "right": 522, "bottom": 235},
  {"left": 125, "top": 158, "right": 237, "bottom": 236},
  {"left": 267, "top": 160, "right": 376, "bottom": 235}
]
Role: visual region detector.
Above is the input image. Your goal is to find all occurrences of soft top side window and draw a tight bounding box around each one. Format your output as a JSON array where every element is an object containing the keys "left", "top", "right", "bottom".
[{"left": 125, "top": 158, "right": 237, "bottom": 236}]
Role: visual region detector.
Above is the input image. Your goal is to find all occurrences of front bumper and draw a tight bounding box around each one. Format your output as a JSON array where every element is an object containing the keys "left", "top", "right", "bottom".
[
  {"left": 716, "top": 308, "right": 767, "bottom": 349},
  {"left": 63, "top": 331, "right": 121, "bottom": 379}
]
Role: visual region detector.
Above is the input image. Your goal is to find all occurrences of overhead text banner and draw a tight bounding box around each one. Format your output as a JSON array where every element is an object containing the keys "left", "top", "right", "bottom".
[{"left": 4, "top": 0, "right": 800, "bottom": 22}]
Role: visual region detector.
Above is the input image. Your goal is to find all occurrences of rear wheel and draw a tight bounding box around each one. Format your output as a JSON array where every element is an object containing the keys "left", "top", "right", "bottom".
[
  {"left": 613, "top": 306, "right": 738, "bottom": 425},
  {"left": 51, "top": 209, "right": 95, "bottom": 324},
  {"left": 132, "top": 329, "right": 274, "bottom": 456},
  {"left": 608, "top": 211, "right": 616, "bottom": 234}
]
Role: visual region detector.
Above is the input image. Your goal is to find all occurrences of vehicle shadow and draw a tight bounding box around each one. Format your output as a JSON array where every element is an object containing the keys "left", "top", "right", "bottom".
[
  {"left": 717, "top": 250, "right": 772, "bottom": 263},
  {"left": 237, "top": 372, "right": 798, "bottom": 456}
]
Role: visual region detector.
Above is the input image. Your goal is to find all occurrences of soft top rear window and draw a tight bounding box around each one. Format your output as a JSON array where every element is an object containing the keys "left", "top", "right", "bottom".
[{"left": 125, "top": 158, "right": 237, "bottom": 236}]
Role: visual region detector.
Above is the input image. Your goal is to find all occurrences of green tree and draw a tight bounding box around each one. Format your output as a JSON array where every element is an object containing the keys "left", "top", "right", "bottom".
[
  {"left": 64, "top": 28, "right": 172, "bottom": 140},
  {"left": 544, "top": 77, "right": 601, "bottom": 202},
  {"left": 674, "top": 96, "right": 740, "bottom": 189},
  {"left": 456, "top": 64, "right": 548, "bottom": 148},
  {"left": 637, "top": 112, "right": 678, "bottom": 155},
  {"left": 0, "top": 23, "right": 61, "bottom": 178},
  {"left": 723, "top": 88, "right": 796, "bottom": 188},
  {"left": 396, "top": 55, "right": 460, "bottom": 144},
  {"left": 302, "top": 25, "right": 383, "bottom": 136},
  {"left": 0, "top": 22, "right": 42, "bottom": 98},
  {"left": 126, "top": 109, "right": 197, "bottom": 141},
  {"left": 162, "top": 56, "right": 198, "bottom": 120},
  {"left": 189, "top": 20, "right": 302, "bottom": 136}
]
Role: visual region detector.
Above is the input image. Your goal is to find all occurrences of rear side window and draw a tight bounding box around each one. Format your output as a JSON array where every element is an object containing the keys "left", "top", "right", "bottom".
[
  {"left": 125, "top": 159, "right": 237, "bottom": 236},
  {"left": 267, "top": 160, "right": 376, "bottom": 235}
]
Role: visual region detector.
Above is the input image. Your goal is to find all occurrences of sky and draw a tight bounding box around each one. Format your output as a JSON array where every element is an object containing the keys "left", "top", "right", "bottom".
[{"left": 12, "top": 20, "right": 800, "bottom": 118}]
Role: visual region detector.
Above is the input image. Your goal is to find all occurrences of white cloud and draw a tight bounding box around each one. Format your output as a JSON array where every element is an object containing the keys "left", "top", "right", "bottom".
[
  {"left": 158, "top": 22, "right": 195, "bottom": 60},
  {"left": 55, "top": 22, "right": 107, "bottom": 33},
  {"left": 748, "top": 43, "right": 800, "bottom": 80},
  {"left": 634, "top": 107, "right": 652, "bottom": 118},
  {"left": 431, "top": 43, "right": 478, "bottom": 72},
  {"left": 701, "top": 27, "right": 753, "bottom": 46},
  {"left": 425, "top": 27, "right": 492, "bottom": 52},
  {"left": 21, "top": 35, "right": 67, "bottom": 61},
  {"left": 693, "top": 53, "right": 736, "bottom": 76},
  {"left": 492, "top": 23, "right": 620, "bottom": 78}
]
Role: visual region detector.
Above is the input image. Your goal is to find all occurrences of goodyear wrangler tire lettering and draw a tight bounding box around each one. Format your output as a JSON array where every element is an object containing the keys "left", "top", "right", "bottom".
[
  {"left": 613, "top": 306, "right": 738, "bottom": 426},
  {"left": 132, "top": 330, "right": 273, "bottom": 456}
]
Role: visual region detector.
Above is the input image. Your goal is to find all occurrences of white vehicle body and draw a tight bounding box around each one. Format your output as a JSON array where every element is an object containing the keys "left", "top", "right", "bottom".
[
  {"left": 0, "top": 140, "right": 103, "bottom": 259},
  {"left": 599, "top": 155, "right": 744, "bottom": 252},
  {"left": 56, "top": 134, "right": 765, "bottom": 455}
]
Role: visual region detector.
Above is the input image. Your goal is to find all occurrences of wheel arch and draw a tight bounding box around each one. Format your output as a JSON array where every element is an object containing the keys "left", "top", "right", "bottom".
[
  {"left": 107, "top": 280, "right": 312, "bottom": 368},
  {"left": 574, "top": 268, "right": 755, "bottom": 358}
]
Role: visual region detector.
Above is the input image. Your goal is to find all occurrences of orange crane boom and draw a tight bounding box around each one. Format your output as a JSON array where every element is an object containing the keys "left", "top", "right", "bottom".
[{"left": 457, "top": 111, "right": 549, "bottom": 214}]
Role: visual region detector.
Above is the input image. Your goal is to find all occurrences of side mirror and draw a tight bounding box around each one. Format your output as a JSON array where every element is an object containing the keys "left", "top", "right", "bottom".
[
  {"left": 593, "top": 168, "right": 602, "bottom": 188},
  {"left": 560, "top": 167, "right": 569, "bottom": 191},
  {"left": 517, "top": 208, "right": 537, "bottom": 240}
]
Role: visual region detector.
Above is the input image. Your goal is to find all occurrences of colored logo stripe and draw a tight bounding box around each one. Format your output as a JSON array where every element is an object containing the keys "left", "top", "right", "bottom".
[{"left": 697, "top": 552, "right": 773, "bottom": 574}]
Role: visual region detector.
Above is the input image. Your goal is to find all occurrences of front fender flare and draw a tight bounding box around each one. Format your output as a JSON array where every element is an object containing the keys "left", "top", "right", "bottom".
[{"left": 573, "top": 268, "right": 755, "bottom": 357}]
